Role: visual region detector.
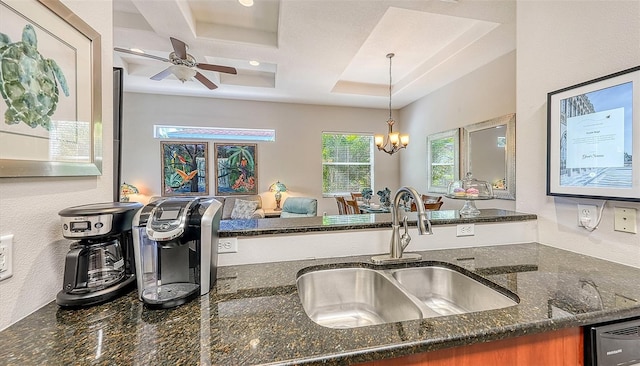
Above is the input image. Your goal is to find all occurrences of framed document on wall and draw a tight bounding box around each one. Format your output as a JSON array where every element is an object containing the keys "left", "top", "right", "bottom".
[{"left": 547, "top": 66, "right": 640, "bottom": 201}]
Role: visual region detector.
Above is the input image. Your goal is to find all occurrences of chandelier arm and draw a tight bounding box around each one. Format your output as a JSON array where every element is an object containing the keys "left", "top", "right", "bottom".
[{"left": 375, "top": 52, "right": 407, "bottom": 156}]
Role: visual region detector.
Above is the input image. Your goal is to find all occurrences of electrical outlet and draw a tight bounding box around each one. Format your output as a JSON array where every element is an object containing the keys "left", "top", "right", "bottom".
[
  {"left": 0, "top": 234, "right": 14, "bottom": 281},
  {"left": 577, "top": 204, "right": 597, "bottom": 227},
  {"left": 456, "top": 224, "right": 474, "bottom": 237},
  {"left": 218, "top": 237, "right": 238, "bottom": 253},
  {"left": 614, "top": 207, "right": 637, "bottom": 234}
]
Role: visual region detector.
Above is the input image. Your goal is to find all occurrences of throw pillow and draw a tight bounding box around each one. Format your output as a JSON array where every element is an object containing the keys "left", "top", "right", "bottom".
[{"left": 230, "top": 199, "right": 259, "bottom": 219}]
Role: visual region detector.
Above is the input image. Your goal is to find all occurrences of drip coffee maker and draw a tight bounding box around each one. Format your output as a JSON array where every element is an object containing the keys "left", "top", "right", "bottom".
[{"left": 57, "top": 202, "right": 142, "bottom": 307}]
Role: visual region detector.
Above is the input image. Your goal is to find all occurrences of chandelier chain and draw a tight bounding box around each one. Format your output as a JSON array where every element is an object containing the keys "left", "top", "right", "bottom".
[{"left": 388, "top": 53, "right": 392, "bottom": 121}]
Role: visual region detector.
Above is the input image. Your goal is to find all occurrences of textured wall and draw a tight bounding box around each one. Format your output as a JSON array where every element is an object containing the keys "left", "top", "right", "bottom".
[
  {"left": 120, "top": 93, "right": 402, "bottom": 216},
  {"left": 400, "top": 51, "right": 517, "bottom": 212},
  {"left": 515, "top": 0, "right": 640, "bottom": 266},
  {"left": 0, "top": 0, "right": 114, "bottom": 330}
]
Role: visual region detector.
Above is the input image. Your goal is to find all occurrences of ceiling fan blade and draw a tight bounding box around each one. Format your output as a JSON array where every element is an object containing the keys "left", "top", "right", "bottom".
[
  {"left": 194, "top": 72, "right": 218, "bottom": 90},
  {"left": 150, "top": 67, "right": 173, "bottom": 81},
  {"left": 114, "top": 47, "right": 170, "bottom": 62},
  {"left": 170, "top": 37, "right": 188, "bottom": 60},
  {"left": 197, "top": 63, "right": 238, "bottom": 75}
]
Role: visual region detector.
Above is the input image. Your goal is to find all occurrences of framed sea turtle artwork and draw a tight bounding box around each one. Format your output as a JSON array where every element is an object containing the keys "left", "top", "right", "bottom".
[
  {"left": 214, "top": 143, "right": 258, "bottom": 196},
  {"left": 0, "top": 0, "right": 102, "bottom": 177},
  {"left": 161, "top": 141, "right": 209, "bottom": 196}
]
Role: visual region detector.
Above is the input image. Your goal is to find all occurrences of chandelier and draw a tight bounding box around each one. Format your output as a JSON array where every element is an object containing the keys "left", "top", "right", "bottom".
[{"left": 374, "top": 53, "right": 409, "bottom": 155}]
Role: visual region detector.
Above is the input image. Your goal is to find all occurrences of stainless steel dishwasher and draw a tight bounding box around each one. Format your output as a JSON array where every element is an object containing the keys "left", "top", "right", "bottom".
[{"left": 585, "top": 318, "right": 640, "bottom": 366}]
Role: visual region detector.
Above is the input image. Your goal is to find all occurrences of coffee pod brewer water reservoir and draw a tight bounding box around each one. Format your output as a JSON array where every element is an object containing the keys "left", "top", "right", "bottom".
[{"left": 132, "top": 197, "right": 222, "bottom": 309}]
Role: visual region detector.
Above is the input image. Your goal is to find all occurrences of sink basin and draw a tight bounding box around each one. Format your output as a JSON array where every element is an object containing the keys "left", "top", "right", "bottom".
[
  {"left": 296, "top": 263, "right": 519, "bottom": 328},
  {"left": 296, "top": 268, "right": 423, "bottom": 329},
  {"left": 390, "top": 266, "right": 518, "bottom": 316}
]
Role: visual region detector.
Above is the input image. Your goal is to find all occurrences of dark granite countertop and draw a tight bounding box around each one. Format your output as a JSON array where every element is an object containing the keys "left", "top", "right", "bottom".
[
  {"left": 2, "top": 243, "right": 640, "bottom": 365},
  {"left": 219, "top": 208, "right": 537, "bottom": 237}
]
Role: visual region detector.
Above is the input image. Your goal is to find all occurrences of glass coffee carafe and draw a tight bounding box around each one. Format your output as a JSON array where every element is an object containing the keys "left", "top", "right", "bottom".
[
  {"left": 64, "top": 238, "right": 126, "bottom": 293},
  {"left": 85, "top": 239, "right": 126, "bottom": 290}
]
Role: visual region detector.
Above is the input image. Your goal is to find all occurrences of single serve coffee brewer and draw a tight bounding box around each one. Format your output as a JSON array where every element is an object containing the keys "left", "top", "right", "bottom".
[{"left": 132, "top": 197, "right": 222, "bottom": 309}]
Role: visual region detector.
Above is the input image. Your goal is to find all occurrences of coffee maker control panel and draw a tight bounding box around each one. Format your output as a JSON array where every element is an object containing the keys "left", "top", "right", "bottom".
[
  {"left": 147, "top": 207, "right": 184, "bottom": 240},
  {"left": 146, "top": 200, "right": 197, "bottom": 242},
  {"left": 61, "top": 214, "right": 114, "bottom": 238}
]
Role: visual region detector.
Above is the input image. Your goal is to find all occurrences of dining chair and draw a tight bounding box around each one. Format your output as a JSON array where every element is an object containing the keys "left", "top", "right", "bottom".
[
  {"left": 345, "top": 199, "right": 360, "bottom": 215},
  {"left": 410, "top": 200, "right": 444, "bottom": 211},
  {"left": 335, "top": 196, "right": 347, "bottom": 215},
  {"left": 422, "top": 194, "right": 443, "bottom": 203},
  {"left": 424, "top": 201, "right": 444, "bottom": 211},
  {"left": 350, "top": 192, "right": 363, "bottom": 201}
]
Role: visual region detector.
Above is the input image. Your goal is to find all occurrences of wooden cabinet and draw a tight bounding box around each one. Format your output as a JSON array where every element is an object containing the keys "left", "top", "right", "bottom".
[{"left": 359, "top": 327, "right": 583, "bottom": 366}]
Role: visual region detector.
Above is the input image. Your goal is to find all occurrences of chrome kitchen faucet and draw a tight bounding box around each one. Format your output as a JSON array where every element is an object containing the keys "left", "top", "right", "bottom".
[{"left": 372, "top": 186, "right": 432, "bottom": 264}]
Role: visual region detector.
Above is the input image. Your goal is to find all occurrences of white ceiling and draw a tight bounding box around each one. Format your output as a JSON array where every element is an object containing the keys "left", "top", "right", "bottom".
[{"left": 113, "top": 0, "right": 515, "bottom": 109}]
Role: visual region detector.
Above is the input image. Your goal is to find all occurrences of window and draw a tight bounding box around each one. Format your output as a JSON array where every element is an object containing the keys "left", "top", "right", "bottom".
[
  {"left": 154, "top": 125, "right": 275, "bottom": 142},
  {"left": 427, "top": 129, "right": 459, "bottom": 193},
  {"left": 322, "top": 133, "right": 374, "bottom": 196}
]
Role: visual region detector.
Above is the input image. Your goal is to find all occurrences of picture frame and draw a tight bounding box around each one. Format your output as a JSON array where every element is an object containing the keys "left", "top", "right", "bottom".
[
  {"left": 0, "top": 0, "right": 102, "bottom": 177},
  {"left": 547, "top": 66, "right": 640, "bottom": 201},
  {"left": 214, "top": 143, "right": 258, "bottom": 195},
  {"left": 161, "top": 141, "right": 208, "bottom": 196},
  {"left": 426, "top": 128, "right": 460, "bottom": 194}
]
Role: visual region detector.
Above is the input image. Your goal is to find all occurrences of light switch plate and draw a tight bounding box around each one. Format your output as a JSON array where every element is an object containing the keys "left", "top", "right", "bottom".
[{"left": 614, "top": 207, "right": 637, "bottom": 234}]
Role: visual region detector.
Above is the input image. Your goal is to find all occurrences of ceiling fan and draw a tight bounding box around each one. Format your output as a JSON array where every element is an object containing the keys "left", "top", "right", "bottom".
[{"left": 114, "top": 37, "right": 237, "bottom": 90}]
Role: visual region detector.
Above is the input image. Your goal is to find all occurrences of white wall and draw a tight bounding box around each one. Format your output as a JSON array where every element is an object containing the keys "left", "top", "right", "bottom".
[
  {"left": 0, "top": 0, "right": 113, "bottom": 331},
  {"left": 121, "top": 93, "right": 402, "bottom": 215},
  {"left": 516, "top": 1, "right": 640, "bottom": 267},
  {"left": 219, "top": 220, "right": 537, "bottom": 266},
  {"left": 400, "top": 51, "right": 517, "bottom": 212}
]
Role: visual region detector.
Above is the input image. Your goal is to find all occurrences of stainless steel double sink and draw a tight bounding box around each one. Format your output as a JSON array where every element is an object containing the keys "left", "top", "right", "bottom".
[{"left": 296, "top": 262, "right": 519, "bottom": 329}]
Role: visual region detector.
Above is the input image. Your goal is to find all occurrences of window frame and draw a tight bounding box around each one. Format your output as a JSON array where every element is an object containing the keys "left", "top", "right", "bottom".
[
  {"left": 153, "top": 125, "right": 276, "bottom": 142},
  {"left": 426, "top": 128, "right": 460, "bottom": 194},
  {"left": 321, "top": 132, "right": 375, "bottom": 197}
]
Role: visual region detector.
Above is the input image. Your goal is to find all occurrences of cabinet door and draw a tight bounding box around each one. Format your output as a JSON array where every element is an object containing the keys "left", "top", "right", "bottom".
[{"left": 360, "top": 327, "right": 583, "bottom": 366}]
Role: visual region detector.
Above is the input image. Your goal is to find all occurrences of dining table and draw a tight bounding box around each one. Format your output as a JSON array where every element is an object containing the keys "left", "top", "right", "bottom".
[{"left": 358, "top": 204, "right": 391, "bottom": 214}]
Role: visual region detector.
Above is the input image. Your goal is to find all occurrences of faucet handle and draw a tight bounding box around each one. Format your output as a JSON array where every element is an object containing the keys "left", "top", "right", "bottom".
[
  {"left": 400, "top": 216, "right": 411, "bottom": 250},
  {"left": 421, "top": 212, "right": 433, "bottom": 235}
]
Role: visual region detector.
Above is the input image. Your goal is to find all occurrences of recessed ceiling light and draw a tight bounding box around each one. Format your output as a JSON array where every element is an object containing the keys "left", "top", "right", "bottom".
[
  {"left": 249, "top": 60, "right": 260, "bottom": 66},
  {"left": 130, "top": 48, "right": 144, "bottom": 54},
  {"left": 238, "top": 0, "right": 254, "bottom": 7}
]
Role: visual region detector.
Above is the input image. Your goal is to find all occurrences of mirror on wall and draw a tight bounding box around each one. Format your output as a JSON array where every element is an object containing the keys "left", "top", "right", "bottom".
[
  {"left": 426, "top": 128, "right": 460, "bottom": 194},
  {"left": 461, "top": 113, "right": 516, "bottom": 200}
]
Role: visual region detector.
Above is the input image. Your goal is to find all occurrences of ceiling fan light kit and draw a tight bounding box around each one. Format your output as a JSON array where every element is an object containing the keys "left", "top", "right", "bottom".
[
  {"left": 375, "top": 53, "right": 409, "bottom": 155},
  {"left": 114, "top": 37, "right": 237, "bottom": 90},
  {"left": 170, "top": 65, "right": 197, "bottom": 83}
]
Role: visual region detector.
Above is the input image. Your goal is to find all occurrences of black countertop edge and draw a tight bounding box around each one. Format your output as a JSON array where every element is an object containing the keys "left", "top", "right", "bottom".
[{"left": 219, "top": 209, "right": 537, "bottom": 237}]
